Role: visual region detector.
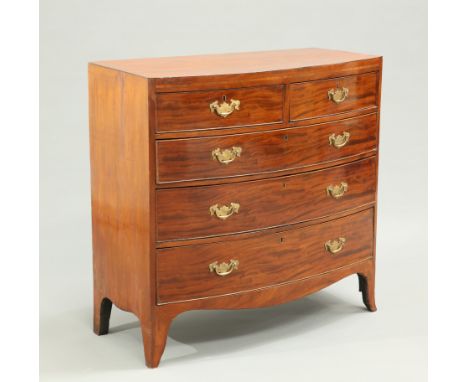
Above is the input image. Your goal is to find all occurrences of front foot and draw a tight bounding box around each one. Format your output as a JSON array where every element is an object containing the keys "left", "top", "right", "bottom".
[
  {"left": 141, "top": 310, "right": 175, "bottom": 368},
  {"left": 357, "top": 273, "right": 377, "bottom": 312}
]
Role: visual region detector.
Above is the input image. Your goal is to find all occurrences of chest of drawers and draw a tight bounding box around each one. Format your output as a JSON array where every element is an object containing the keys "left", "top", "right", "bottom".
[{"left": 88, "top": 48, "right": 382, "bottom": 368}]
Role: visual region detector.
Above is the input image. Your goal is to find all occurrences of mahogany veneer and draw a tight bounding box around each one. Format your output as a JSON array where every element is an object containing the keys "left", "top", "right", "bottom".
[
  {"left": 156, "top": 85, "right": 284, "bottom": 132},
  {"left": 156, "top": 157, "right": 377, "bottom": 241},
  {"left": 89, "top": 48, "right": 382, "bottom": 368},
  {"left": 289, "top": 72, "right": 378, "bottom": 121},
  {"left": 157, "top": 209, "right": 374, "bottom": 304},
  {"left": 156, "top": 113, "right": 377, "bottom": 183}
]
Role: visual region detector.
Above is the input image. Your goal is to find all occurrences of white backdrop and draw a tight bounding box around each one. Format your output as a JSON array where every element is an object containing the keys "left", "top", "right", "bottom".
[{"left": 40, "top": 1, "right": 427, "bottom": 381}]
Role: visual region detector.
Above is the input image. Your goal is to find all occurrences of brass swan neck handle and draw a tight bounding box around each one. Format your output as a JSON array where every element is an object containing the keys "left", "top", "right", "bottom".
[
  {"left": 209, "top": 96, "right": 241, "bottom": 118},
  {"left": 324, "top": 237, "right": 346, "bottom": 254},
  {"left": 326, "top": 182, "right": 348, "bottom": 199},
  {"left": 209, "top": 202, "right": 240, "bottom": 220},
  {"left": 329, "top": 131, "right": 351, "bottom": 149},
  {"left": 212, "top": 146, "right": 242, "bottom": 164},
  {"left": 209, "top": 259, "right": 239, "bottom": 276},
  {"left": 328, "top": 87, "right": 349, "bottom": 104}
]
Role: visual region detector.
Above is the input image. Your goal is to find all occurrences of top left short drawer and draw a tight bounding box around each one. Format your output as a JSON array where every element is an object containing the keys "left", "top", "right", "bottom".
[{"left": 155, "top": 85, "right": 284, "bottom": 133}]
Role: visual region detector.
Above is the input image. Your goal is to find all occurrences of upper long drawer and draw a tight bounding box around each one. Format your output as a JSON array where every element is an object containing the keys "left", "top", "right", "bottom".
[
  {"left": 289, "top": 72, "right": 378, "bottom": 122},
  {"left": 156, "top": 85, "right": 284, "bottom": 133},
  {"left": 156, "top": 113, "right": 377, "bottom": 184}
]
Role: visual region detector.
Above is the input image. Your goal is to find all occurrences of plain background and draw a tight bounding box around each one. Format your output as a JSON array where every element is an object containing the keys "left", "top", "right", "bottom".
[{"left": 40, "top": 0, "right": 427, "bottom": 381}]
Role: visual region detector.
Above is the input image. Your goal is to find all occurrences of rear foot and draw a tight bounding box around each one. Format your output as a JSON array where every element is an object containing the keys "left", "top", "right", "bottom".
[{"left": 94, "top": 297, "right": 112, "bottom": 335}]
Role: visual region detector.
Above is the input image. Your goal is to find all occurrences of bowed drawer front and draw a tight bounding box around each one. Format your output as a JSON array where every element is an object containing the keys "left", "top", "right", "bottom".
[
  {"left": 156, "top": 85, "right": 284, "bottom": 133},
  {"left": 156, "top": 157, "right": 376, "bottom": 241},
  {"left": 289, "top": 72, "right": 378, "bottom": 122},
  {"left": 89, "top": 48, "right": 382, "bottom": 368},
  {"left": 156, "top": 113, "right": 377, "bottom": 183},
  {"left": 157, "top": 209, "right": 374, "bottom": 304}
]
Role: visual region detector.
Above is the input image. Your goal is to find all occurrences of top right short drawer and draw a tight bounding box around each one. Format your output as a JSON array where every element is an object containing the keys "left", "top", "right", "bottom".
[{"left": 289, "top": 72, "right": 378, "bottom": 122}]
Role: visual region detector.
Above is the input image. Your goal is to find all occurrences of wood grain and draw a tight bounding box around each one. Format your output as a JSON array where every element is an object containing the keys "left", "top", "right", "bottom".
[
  {"left": 290, "top": 72, "right": 378, "bottom": 122},
  {"left": 157, "top": 208, "right": 374, "bottom": 303},
  {"left": 156, "top": 157, "right": 376, "bottom": 242},
  {"left": 156, "top": 203, "right": 374, "bottom": 249},
  {"left": 156, "top": 113, "right": 377, "bottom": 184},
  {"left": 156, "top": 85, "right": 283, "bottom": 133},
  {"left": 146, "top": 257, "right": 376, "bottom": 367},
  {"left": 93, "top": 48, "right": 380, "bottom": 79},
  {"left": 89, "top": 48, "right": 382, "bottom": 368},
  {"left": 92, "top": 48, "right": 381, "bottom": 92},
  {"left": 88, "top": 64, "right": 155, "bottom": 333}
]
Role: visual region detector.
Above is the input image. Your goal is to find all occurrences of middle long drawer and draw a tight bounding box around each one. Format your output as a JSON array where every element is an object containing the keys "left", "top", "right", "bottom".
[
  {"left": 156, "top": 113, "right": 377, "bottom": 184},
  {"left": 156, "top": 156, "right": 376, "bottom": 242}
]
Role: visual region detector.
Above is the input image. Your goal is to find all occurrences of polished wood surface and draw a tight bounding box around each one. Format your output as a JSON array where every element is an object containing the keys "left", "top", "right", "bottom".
[
  {"left": 156, "top": 204, "right": 374, "bottom": 249},
  {"left": 88, "top": 64, "right": 155, "bottom": 338},
  {"left": 290, "top": 72, "right": 378, "bottom": 122},
  {"left": 156, "top": 85, "right": 283, "bottom": 133},
  {"left": 147, "top": 257, "right": 376, "bottom": 367},
  {"left": 93, "top": 48, "right": 381, "bottom": 92},
  {"left": 89, "top": 48, "right": 382, "bottom": 368},
  {"left": 157, "top": 209, "right": 373, "bottom": 303},
  {"left": 156, "top": 157, "right": 376, "bottom": 241},
  {"left": 156, "top": 113, "right": 377, "bottom": 184},
  {"left": 94, "top": 48, "right": 379, "bottom": 79}
]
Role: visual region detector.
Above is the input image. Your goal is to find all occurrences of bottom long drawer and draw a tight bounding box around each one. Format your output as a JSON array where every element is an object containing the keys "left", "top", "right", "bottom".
[{"left": 156, "top": 208, "right": 374, "bottom": 304}]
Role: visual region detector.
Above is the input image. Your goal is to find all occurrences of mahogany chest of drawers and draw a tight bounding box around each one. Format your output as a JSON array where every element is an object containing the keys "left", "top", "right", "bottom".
[{"left": 88, "top": 48, "right": 382, "bottom": 367}]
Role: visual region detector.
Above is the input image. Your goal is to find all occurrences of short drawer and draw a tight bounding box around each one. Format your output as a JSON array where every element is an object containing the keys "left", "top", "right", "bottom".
[
  {"left": 157, "top": 208, "right": 374, "bottom": 303},
  {"left": 289, "top": 72, "right": 378, "bottom": 122},
  {"left": 156, "top": 157, "right": 376, "bottom": 242},
  {"left": 156, "top": 85, "right": 284, "bottom": 133},
  {"left": 156, "top": 113, "right": 377, "bottom": 183}
]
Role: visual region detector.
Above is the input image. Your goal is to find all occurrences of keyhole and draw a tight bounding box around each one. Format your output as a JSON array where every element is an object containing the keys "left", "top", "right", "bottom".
[
  {"left": 282, "top": 182, "right": 286, "bottom": 189},
  {"left": 283, "top": 135, "right": 288, "bottom": 141},
  {"left": 280, "top": 237, "right": 285, "bottom": 243},
  {"left": 222, "top": 95, "right": 227, "bottom": 102}
]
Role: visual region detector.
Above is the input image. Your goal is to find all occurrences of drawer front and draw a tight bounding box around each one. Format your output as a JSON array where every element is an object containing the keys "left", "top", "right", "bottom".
[
  {"left": 156, "top": 157, "right": 376, "bottom": 242},
  {"left": 156, "top": 85, "right": 284, "bottom": 133},
  {"left": 290, "top": 72, "right": 378, "bottom": 122},
  {"left": 156, "top": 113, "right": 377, "bottom": 183},
  {"left": 157, "top": 208, "right": 374, "bottom": 303}
]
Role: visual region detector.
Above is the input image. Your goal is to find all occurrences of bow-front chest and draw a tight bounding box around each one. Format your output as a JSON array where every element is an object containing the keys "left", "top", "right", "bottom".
[{"left": 88, "top": 48, "right": 382, "bottom": 367}]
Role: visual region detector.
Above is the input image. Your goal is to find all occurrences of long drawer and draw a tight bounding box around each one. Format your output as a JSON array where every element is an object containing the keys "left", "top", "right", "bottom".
[
  {"left": 156, "top": 113, "right": 377, "bottom": 184},
  {"left": 156, "top": 157, "right": 376, "bottom": 242},
  {"left": 157, "top": 208, "right": 374, "bottom": 304}
]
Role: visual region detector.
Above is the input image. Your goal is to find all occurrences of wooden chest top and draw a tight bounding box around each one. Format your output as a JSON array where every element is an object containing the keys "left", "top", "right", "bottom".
[{"left": 91, "top": 48, "right": 382, "bottom": 92}]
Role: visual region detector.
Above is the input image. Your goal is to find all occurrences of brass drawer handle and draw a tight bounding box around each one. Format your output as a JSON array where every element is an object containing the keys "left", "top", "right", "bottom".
[
  {"left": 209, "top": 96, "right": 240, "bottom": 118},
  {"left": 212, "top": 146, "right": 242, "bottom": 164},
  {"left": 329, "top": 131, "right": 350, "bottom": 148},
  {"left": 326, "top": 182, "right": 348, "bottom": 199},
  {"left": 209, "top": 202, "right": 240, "bottom": 220},
  {"left": 328, "top": 87, "right": 349, "bottom": 104},
  {"left": 209, "top": 259, "right": 239, "bottom": 276},
  {"left": 324, "top": 237, "right": 346, "bottom": 254}
]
